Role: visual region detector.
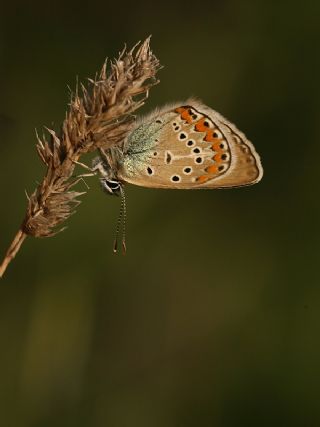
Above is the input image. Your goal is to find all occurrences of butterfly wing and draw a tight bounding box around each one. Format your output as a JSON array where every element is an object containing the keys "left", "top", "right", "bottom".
[{"left": 117, "top": 101, "right": 263, "bottom": 189}]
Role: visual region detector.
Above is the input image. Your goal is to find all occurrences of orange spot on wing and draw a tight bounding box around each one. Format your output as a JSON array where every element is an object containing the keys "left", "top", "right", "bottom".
[
  {"left": 175, "top": 107, "right": 193, "bottom": 123},
  {"left": 196, "top": 175, "right": 209, "bottom": 183},
  {"left": 213, "top": 153, "right": 224, "bottom": 163},
  {"left": 204, "top": 130, "right": 215, "bottom": 142},
  {"left": 205, "top": 129, "right": 221, "bottom": 142},
  {"left": 205, "top": 165, "right": 218, "bottom": 174},
  {"left": 212, "top": 141, "right": 224, "bottom": 152},
  {"left": 195, "top": 117, "right": 208, "bottom": 133}
]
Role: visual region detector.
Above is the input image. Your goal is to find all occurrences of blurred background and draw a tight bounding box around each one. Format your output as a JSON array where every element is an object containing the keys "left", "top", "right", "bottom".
[{"left": 0, "top": 1, "right": 319, "bottom": 426}]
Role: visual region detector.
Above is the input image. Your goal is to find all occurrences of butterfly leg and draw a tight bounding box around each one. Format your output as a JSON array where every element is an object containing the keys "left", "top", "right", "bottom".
[
  {"left": 70, "top": 160, "right": 99, "bottom": 190},
  {"left": 67, "top": 176, "right": 90, "bottom": 190},
  {"left": 72, "top": 159, "right": 96, "bottom": 174}
]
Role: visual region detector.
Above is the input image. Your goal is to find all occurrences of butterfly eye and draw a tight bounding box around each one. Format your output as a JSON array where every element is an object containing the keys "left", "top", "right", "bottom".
[
  {"left": 100, "top": 179, "right": 121, "bottom": 195},
  {"left": 155, "top": 119, "right": 162, "bottom": 124}
]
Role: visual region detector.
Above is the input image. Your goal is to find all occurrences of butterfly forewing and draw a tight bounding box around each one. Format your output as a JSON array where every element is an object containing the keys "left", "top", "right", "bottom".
[{"left": 117, "top": 101, "right": 263, "bottom": 189}]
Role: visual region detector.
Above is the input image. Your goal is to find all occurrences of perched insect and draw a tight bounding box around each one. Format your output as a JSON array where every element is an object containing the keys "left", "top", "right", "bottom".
[{"left": 77, "top": 100, "right": 263, "bottom": 252}]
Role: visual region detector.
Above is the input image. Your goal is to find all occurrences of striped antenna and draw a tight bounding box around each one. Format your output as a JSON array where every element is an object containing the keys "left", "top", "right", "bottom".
[{"left": 113, "top": 185, "right": 127, "bottom": 254}]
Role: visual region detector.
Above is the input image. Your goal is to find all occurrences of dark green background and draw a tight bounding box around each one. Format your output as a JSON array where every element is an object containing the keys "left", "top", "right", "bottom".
[{"left": 0, "top": 1, "right": 319, "bottom": 426}]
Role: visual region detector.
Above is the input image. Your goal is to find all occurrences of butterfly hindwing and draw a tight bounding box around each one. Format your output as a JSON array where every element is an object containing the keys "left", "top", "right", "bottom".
[{"left": 117, "top": 100, "right": 263, "bottom": 189}]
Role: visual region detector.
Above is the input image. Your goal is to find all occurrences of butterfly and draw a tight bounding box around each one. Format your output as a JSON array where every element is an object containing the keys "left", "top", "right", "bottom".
[{"left": 79, "top": 99, "right": 263, "bottom": 251}]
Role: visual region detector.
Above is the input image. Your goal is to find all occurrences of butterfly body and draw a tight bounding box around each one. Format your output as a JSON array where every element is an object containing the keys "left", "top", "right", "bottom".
[{"left": 95, "top": 100, "right": 263, "bottom": 192}]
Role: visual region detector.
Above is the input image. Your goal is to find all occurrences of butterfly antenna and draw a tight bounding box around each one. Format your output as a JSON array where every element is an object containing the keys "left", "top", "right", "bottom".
[
  {"left": 120, "top": 186, "right": 127, "bottom": 255},
  {"left": 113, "top": 185, "right": 127, "bottom": 254},
  {"left": 113, "top": 203, "right": 122, "bottom": 254}
]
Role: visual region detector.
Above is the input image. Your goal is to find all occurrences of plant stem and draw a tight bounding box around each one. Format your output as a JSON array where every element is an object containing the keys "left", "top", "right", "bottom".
[{"left": 0, "top": 230, "right": 27, "bottom": 278}]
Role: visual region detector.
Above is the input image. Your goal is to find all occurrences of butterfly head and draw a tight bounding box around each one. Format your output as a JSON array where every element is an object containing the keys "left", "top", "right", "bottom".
[
  {"left": 100, "top": 177, "right": 122, "bottom": 196},
  {"left": 92, "top": 156, "right": 122, "bottom": 196}
]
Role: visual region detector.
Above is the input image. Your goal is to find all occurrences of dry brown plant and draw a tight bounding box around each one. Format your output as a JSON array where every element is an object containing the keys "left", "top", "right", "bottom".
[{"left": 0, "top": 37, "right": 161, "bottom": 278}]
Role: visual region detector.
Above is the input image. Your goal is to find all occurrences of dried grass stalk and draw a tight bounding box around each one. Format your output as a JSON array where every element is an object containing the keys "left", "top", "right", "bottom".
[{"left": 0, "top": 37, "right": 161, "bottom": 278}]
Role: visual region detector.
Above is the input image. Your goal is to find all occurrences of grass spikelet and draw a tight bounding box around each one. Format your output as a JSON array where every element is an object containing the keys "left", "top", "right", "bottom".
[{"left": 0, "top": 37, "right": 161, "bottom": 278}]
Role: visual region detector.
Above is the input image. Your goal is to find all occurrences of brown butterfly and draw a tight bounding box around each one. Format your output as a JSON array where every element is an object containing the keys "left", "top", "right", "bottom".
[{"left": 79, "top": 100, "right": 263, "bottom": 251}]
